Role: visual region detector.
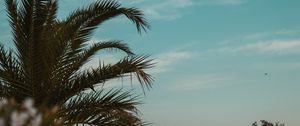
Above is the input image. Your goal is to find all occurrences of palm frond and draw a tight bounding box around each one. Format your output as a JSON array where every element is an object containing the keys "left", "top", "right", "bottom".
[
  {"left": 59, "top": 0, "right": 149, "bottom": 52},
  {"left": 119, "top": 7, "right": 150, "bottom": 33},
  {"left": 47, "top": 40, "right": 134, "bottom": 95},
  {"left": 65, "top": 55, "right": 153, "bottom": 98},
  {"left": 49, "top": 55, "right": 153, "bottom": 105},
  {"left": 2, "top": 0, "right": 153, "bottom": 124},
  {"left": 0, "top": 45, "right": 31, "bottom": 101},
  {"left": 5, "top": 0, "right": 28, "bottom": 71},
  {"left": 73, "top": 40, "right": 134, "bottom": 70},
  {"left": 55, "top": 40, "right": 134, "bottom": 76},
  {"left": 60, "top": 89, "right": 145, "bottom": 126}
]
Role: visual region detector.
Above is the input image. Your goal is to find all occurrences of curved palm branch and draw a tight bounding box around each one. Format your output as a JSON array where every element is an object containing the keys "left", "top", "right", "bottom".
[
  {"left": 53, "top": 55, "right": 154, "bottom": 104},
  {"left": 49, "top": 40, "right": 135, "bottom": 89},
  {"left": 60, "top": 90, "right": 146, "bottom": 125},
  {"left": 1, "top": 0, "right": 153, "bottom": 125}
]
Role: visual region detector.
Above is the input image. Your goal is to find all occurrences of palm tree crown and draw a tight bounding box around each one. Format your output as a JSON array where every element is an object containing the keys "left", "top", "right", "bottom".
[{"left": 0, "top": 0, "right": 153, "bottom": 125}]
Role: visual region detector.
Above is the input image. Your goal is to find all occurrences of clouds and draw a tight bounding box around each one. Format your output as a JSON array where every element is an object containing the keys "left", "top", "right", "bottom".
[
  {"left": 142, "top": 0, "right": 194, "bottom": 21},
  {"left": 209, "top": 0, "right": 246, "bottom": 5},
  {"left": 82, "top": 47, "right": 195, "bottom": 74},
  {"left": 119, "top": 0, "right": 146, "bottom": 5},
  {"left": 171, "top": 74, "right": 230, "bottom": 91},
  {"left": 219, "top": 39, "right": 300, "bottom": 55},
  {"left": 150, "top": 51, "right": 194, "bottom": 74},
  {"left": 244, "top": 29, "right": 300, "bottom": 40},
  {"left": 212, "top": 28, "right": 300, "bottom": 55},
  {"left": 81, "top": 50, "right": 196, "bottom": 90},
  {"left": 123, "top": 0, "right": 246, "bottom": 21},
  {"left": 56, "top": 0, "right": 247, "bottom": 21}
]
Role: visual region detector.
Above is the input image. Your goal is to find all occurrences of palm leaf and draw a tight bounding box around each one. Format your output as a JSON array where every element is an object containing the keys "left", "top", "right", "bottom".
[
  {"left": 60, "top": 89, "right": 145, "bottom": 126},
  {"left": 0, "top": 44, "right": 31, "bottom": 101},
  {"left": 60, "top": 0, "right": 149, "bottom": 51},
  {"left": 1, "top": 0, "right": 153, "bottom": 125},
  {"left": 48, "top": 41, "right": 134, "bottom": 93}
]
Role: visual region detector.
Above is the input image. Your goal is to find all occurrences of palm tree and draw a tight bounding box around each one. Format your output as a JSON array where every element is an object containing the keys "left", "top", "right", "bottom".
[{"left": 0, "top": 0, "right": 153, "bottom": 125}]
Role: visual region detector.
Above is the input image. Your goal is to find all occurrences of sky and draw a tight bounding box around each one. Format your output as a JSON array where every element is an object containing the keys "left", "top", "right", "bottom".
[{"left": 1, "top": 0, "right": 300, "bottom": 126}]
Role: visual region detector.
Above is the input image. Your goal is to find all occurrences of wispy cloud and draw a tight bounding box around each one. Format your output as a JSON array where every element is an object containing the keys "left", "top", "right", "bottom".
[
  {"left": 219, "top": 39, "right": 300, "bottom": 54},
  {"left": 83, "top": 50, "right": 194, "bottom": 76},
  {"left": 212, "top": 0, "right": 246, "bottom": 5},
  {"left": 83, "top": 50, "right": 195, "bottom": 90},
  {"left": 130, "top": 0, "right": 246, "bottom": 21},
  {"left": 244, "top": 29, "right": 300, "bottom": 40},
  {"left": 171, "top": 74, "right": 231, "bottom": 91},
  {"left": 58, "top": 0, "right": 246, "bottom": 21},
  {"left": 150, "top": 51, "right": 194, "bottom": 74},
  {"left": 142, "top": 0, "right": 193, "bottom": 21},
  {"left": 120, "top": 0, "right": 146, "bottom": 5},
  {"left": 96, "top": 77, "right": 142, "bottom": 90}
]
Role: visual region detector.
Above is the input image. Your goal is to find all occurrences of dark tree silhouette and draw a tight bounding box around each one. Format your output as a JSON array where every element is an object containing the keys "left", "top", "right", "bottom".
[
  {"left": 0, "top": 0, "right": 153, "bottom": 125},
  {"left": 252, "top": 120, "right": 285, "bottom": 126}
]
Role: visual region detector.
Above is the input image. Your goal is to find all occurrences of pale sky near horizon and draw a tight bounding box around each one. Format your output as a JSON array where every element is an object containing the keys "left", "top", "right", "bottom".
[{"left": 1, "top": 0, "right": 300, "bottom": 126}]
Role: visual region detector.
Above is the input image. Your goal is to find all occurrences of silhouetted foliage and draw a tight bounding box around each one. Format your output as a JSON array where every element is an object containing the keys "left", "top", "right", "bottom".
[
  {"left": 0, "top": 0, "right": 153, "bottom": 125},
  {"left": 252, "top": 120, "right": 285, "bottom": 126}
]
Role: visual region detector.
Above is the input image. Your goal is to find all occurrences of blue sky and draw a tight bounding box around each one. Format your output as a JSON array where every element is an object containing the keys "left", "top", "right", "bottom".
[{"left": 1, "top": 0, "right": 300, "bottom": 126}]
